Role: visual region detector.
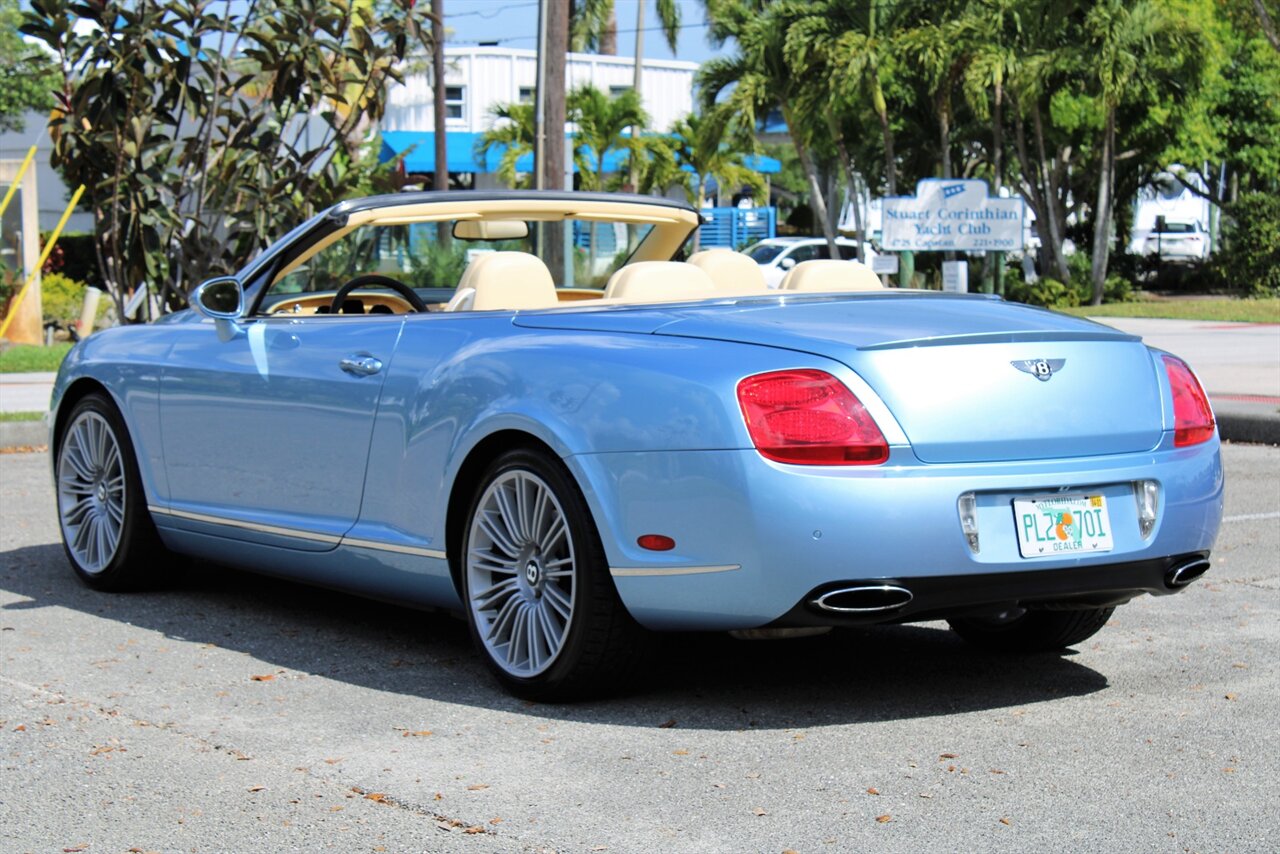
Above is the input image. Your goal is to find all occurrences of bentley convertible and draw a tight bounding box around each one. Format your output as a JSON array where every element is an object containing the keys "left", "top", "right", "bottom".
[{"left": 49, "top": 191, "right": 1223, "bottom": 699}]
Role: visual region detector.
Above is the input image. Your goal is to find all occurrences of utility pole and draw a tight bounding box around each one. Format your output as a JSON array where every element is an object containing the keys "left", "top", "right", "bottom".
[
  {"left": 432, "top": 0, "right": 449, "bottom": 245},
  {"left": 534, "top": 0, "right": 548, "bottom": 191},
  {"left": 628, "top": 1, "right": 644, "bottom": 192},
  {"left": 432, "top": 0, "right": 447, "bottom": 193},
  {"left": 543, "top": 0, "right": 568, "bottom": 281}
]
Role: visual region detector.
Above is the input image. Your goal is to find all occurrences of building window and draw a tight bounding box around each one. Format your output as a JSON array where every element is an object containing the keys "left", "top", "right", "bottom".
[
  {"left": 518, "top": 86, "right": 535, "bottom": 104},
  {"left": 445, "top": 85, "right": 465, "bottom": 120},
  {"left": 608, "top": 85, "right": 633, "bottom": 99}
]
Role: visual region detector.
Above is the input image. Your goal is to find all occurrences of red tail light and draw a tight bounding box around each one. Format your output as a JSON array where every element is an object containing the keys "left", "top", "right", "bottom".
[
  {"left": 736, "top": 369, "right": 888, "bottom": 465},
  {"left": 1162, "top": 355, "right": 1215, "bottom": 446}
]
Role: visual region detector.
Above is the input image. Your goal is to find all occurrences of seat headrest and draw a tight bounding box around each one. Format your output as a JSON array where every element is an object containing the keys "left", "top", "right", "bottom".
[
  {"left": 603, "top": 262, "right": 719, "bottom": 303},
  {"left": 467, "top": 252, "right": 559, "bottom": 311},
  {"left": 779, "top": 259, "right": 883, "bottom": 292},
  {"left": 687, "top": 249, "right": 769, "bottom": 295}
]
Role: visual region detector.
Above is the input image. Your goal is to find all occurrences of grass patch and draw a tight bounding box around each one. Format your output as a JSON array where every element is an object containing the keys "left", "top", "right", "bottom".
[
  {"left": 0, "top": 342, "right": 73, "bottom": 373},
  {"left": 0, "top": 411, "right": 43, "bottom": 422},
  {"left": 1064, "top": 298, "right": 1280, "bottom": 323}
]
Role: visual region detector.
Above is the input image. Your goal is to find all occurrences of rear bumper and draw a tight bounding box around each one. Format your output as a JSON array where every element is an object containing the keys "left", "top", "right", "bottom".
[
  {"left": 765, "top": 551, "right": 1210, "bottom": 628},
  {"left": 567, "top": 438, "right": 1223, "bottom": 631}
]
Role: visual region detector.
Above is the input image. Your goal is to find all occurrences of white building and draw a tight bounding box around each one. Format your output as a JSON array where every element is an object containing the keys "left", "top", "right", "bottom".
[{"left": 383, "top": 46, "right": 698, "bottom": 135}]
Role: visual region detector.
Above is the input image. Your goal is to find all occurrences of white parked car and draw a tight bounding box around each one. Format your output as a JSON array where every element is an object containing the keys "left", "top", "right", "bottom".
[
  {"left": 1143, "top": 221, "right": 1210, "bottom": 262},
  {"left": 744, "top": 237, "right": 880, "bottom": 288}
]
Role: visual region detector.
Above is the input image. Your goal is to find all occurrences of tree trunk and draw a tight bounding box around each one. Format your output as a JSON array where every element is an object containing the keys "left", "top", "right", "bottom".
[
  {"left": 939, "top": 95, "right": 958, "bottom": 264},
  {"left": 875, "top": 94, "right": 896, "bottom": 196},
  {"left": 1031, "top": 101, "right": 1070, "bottom": 282},
  {"left": 601, "top": 7, "right": 618, "bottom": 55},
  {"left": 544, "top": 0, "right": 569, "bottom": 282},
  {"left": 874, "top": 82, "right": 907, "bottom": 285},
  {"left": 1090, "top": 107, "right": 1116, "bottom": 306},
  {"left": 789, "top": 110, "right": 838, "bottom": 256},
  {"left": 989, "top": 79, "right": 1004, "bottom": 295},
  {"left": 828, "top": 118, "right": 863, "bottom": 262}
]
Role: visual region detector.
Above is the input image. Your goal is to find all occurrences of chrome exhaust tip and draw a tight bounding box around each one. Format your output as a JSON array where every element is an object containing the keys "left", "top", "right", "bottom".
[
  {"left": 812, "top": 585, "right": 913, "bottom": 614},
  {"left": 1165, "top": 558, "right": 1211, "bottom": 589}
]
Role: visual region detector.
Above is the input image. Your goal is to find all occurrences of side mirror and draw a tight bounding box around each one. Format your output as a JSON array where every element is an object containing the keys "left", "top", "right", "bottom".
[
  {"left": 779, "top": 256, "right": 796, "bottom": 271},
  {"left": 192, "top": 277, "right": 245, "bottom": 340}
]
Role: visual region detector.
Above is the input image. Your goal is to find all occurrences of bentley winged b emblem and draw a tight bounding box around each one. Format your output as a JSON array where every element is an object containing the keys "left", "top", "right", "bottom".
[{"left": 1012, "top": 358, "right": 1065, "bottom": 382}]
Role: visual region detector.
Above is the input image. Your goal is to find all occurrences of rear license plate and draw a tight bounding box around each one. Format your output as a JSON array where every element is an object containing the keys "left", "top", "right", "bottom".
[{"left": 1013, "top": 494, "right": 1113, "bottom": 558}]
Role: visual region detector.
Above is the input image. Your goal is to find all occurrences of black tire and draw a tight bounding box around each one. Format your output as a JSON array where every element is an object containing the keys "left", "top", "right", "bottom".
[
  {"left": 459, "top": 447, "right": 651, "bottom": 701},
  {"left": 54, "top": 392, "right": 166, "bottom": 591},
  {"left": 947, "top": 606, "right": 1115, "bottom": 652}
]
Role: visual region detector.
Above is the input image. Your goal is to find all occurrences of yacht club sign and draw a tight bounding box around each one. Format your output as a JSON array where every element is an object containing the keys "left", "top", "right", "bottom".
[{"left": 882, "top": 179, "right": 1024, "bottom": 252}]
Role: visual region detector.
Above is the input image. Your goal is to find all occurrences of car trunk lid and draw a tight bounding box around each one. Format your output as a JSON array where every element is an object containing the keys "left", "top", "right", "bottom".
[
  {"left": 519, "top": 293, "right": 1162, "bottom": 463},
  {"left": 655, "top": 294, "right": 1163, "bottom": 462}
]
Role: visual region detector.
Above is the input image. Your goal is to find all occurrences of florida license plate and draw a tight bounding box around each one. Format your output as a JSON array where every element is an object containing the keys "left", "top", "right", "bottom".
[{"left": 1014, "top": 494, "right": 1113, "bottom": 558}]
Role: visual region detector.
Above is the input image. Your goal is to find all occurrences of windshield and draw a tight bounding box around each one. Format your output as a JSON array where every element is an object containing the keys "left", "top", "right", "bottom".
[
  {"left": 1153, "top": 222, "right": 1196, "bottom": 234},
  {"left": 267, "top": 218, "right": 655, "bottom": 300},
  {"left": 744, "top": 243, "right": 786, "bottom": 264}
]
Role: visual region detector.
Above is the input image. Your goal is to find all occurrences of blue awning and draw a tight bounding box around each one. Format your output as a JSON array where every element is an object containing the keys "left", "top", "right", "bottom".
[{"left": 380, "top": 131, "right": 780, "bottom": 176}]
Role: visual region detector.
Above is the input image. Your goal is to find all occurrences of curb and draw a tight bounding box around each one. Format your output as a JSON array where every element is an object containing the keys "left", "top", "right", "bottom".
[
  {"left": 1218, "top": 412, "right": 1280, "bottom": 446},
  {"left": 0, "top": 416, "right": 49, "bottom": 450}
]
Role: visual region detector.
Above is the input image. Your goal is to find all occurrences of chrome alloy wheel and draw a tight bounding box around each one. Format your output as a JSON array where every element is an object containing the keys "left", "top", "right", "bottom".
[
  {"left": 466, "top": 470, "right": 577, "bottom": 678},
  {"left": 57, "top": 411, "right": 127, "bottom": 574}
]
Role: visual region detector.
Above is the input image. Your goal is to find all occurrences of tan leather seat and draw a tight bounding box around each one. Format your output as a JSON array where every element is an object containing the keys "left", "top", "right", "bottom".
[
  {"left": 779, "top": 259, "right": 883, "bottom": 292},
  {"left": 687, "top": 249, "right": 769, "bottom": 295},
  {"left": 460, "top": 251, "right": 559, "bottom": 311},
  {"left": 602, "top": 261, "right": 719, "bottom": 304}
]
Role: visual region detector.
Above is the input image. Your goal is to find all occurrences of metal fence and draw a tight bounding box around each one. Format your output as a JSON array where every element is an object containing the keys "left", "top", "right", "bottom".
[{"left": 696, "top": 206, "right": 777, "bottom": 250}]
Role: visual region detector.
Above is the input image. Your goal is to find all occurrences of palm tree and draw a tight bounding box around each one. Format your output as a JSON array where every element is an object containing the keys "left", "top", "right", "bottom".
[
  {"left": 797, "top": 0, "right": 911, "bottom": 276},
  {"left": 1083, "top": 0, "right": 1206, "bottom": 303},
  {"left": 783, "top": 0, "right": 873, "bottom": 260},
  {"left": 956, "top": 0, "right": 1023, "bottom": 291},
  {"left": 669, "top": 112, "right": 766, "bottom": 252},
  {"left": 567, "top": 84, "right": 648, "bottom": 271},
  {"left": 476, "top": 101, "right": 537, "bottom": 188},
  {"left": 699, "top": 0, "right": 840, "bottom": 254}
]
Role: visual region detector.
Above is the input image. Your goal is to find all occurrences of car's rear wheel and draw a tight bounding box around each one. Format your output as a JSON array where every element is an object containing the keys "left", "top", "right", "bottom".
[
  {"left": 947, "top": 606, "right": 1114, "bottom": 652},
  {"left": 461, "top": 447, "right": 649, "bottom": 700},
  {"left": 56, "top": 392, "right": 164, "bottom": 591}
]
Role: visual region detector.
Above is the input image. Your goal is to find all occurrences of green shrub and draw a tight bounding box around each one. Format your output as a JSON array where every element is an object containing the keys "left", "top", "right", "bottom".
[
  {"left": 1103, "top": 274, "right": 1136, "bottom": 303},
  {"left": 1210, "top": 193, "right": 1280, "bottom": 297},
  {"left": 40, "top": 272, "right": 108, "bottom": 328},
  {"left": 1005, "top": 277, "right": 1082, "bottom": 309}
]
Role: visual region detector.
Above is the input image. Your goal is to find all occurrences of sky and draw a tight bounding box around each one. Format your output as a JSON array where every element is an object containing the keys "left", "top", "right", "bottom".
[{"left": 444, "top": 0, "right": 730, "bottom": 64}]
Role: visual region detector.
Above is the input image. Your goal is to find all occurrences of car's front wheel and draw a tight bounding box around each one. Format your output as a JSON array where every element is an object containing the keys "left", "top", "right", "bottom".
[
  {"left": 461, "top": 448, "right": 649, "bottom": 700},
  {"left": 55, "top": 392, "right": 165, "bottom": 591},
  {"left": 947, "top": 606, "right": 1114, "bottom": 652}
]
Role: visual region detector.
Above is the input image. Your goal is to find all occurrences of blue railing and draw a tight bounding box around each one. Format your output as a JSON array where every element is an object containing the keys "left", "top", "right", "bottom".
[
  {"left": 696, "top": 206, "right": 777, "bottom": 249},
  {"left": 569, "top": 206, "right": 777, "bottom": 254}
]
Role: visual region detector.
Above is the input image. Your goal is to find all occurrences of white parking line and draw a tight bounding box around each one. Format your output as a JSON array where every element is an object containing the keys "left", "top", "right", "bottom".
[{"left": 1223, "top": 511, "right": 1280, "bottom": 523}]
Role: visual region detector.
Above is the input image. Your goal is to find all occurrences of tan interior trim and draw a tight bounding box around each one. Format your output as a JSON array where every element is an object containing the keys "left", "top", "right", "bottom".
[{"left": 342, "top": 199, "right": 700, "bottom": 229}]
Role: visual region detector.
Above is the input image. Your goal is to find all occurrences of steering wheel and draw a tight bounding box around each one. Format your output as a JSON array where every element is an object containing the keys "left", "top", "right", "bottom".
[{"left": 329, "top": 274, "right": 428, "bottom": 314}]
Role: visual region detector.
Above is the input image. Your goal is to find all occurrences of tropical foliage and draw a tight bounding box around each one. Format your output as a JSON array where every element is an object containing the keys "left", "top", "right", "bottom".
[
  {"left": 21, "top": 0, "right": 432, "bottom": 319},
  {"left": 0, "top": 0, "right": 59, "bottom": 132},
  {"left": 699, "top": 0, "right": 1279, "bottom": 300}
]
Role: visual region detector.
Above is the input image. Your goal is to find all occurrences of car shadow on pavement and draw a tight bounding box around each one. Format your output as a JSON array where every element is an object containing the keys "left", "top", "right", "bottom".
[{"left": 1, "top": 544, "right": 1108, "bottom": 731}]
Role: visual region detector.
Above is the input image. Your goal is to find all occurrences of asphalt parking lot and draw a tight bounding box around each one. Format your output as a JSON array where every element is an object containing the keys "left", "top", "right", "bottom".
[{"left": 2, "top": 443, "right": 1278, "bottom": 853}]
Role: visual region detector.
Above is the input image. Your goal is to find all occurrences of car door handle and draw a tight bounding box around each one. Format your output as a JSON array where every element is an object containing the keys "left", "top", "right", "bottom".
[{"left": 339, "top": 354, "right": 383, "bottom": 377}]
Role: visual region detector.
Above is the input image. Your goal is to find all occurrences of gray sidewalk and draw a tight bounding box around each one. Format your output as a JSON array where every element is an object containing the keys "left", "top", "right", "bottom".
[{"left": 1, "top": 317, "right": 1277, "bottom": 446}]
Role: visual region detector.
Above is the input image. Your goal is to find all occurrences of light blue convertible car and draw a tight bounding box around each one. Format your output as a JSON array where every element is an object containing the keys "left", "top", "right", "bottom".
[{"left": 49, "top": 191, "right": 1223, "bottom": 699}]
